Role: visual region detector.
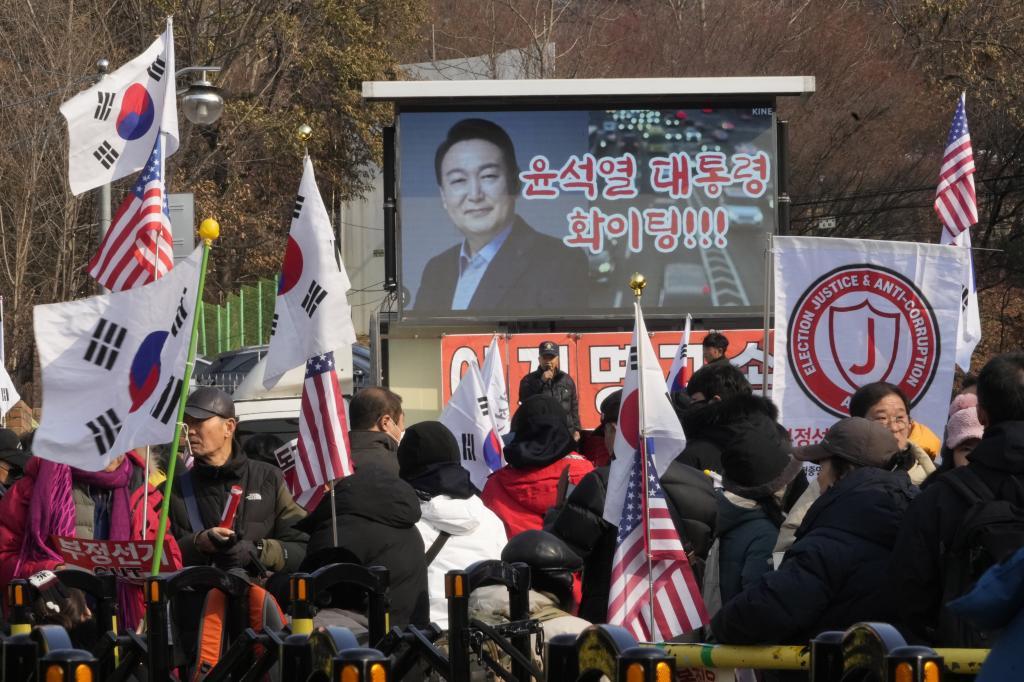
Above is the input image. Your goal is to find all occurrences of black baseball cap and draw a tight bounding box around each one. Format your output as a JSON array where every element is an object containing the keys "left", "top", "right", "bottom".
[
  {"left": 539, "top": 341, "right": 559, "bottom": 357},
  {"left": 794, "top": 417, "right": 900, "bottom": 468},
  {"left": 184, "top": 387, "right": 236, "bottom": 420}
]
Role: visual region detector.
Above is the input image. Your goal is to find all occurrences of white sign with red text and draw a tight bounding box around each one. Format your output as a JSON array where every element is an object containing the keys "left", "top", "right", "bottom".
[{"left": 772, "top": 236, "right": 964, "bottom": 442}]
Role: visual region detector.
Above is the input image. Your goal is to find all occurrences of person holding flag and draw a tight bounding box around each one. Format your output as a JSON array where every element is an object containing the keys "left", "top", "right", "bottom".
[
  {"left": 167, "top": 387, "right": 308, "bottom": 574},
  {"left": 603, "top": 277, "right": 709, "bottom": 642}
]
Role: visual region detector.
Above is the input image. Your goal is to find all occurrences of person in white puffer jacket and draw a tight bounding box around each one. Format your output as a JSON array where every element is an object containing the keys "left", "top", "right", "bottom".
[{"left": 397, "top": 421, "right": 507, "bottom": 629}]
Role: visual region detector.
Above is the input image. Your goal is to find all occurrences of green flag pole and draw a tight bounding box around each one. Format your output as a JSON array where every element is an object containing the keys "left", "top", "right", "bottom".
[{"left": 150, "top": 218, "right": 219, "bottom": 575}]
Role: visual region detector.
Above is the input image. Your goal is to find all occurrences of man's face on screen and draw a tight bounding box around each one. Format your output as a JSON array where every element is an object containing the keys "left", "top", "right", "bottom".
[{"left": 439, "top": 139, "right": 516, "bottom": 248}]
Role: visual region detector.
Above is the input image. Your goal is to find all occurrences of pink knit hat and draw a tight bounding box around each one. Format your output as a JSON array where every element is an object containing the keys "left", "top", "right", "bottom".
[
  {"left": 945, "top": 406, "right": 984, "bottom": 449},
  {"left": 948, "top": 392, "right": 978, "bottom": 418}
]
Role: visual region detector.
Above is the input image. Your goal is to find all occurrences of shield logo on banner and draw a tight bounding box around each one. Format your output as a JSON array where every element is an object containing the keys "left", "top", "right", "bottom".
[{"left": 828, "top": 299, "right": 901, "bottom": 391}]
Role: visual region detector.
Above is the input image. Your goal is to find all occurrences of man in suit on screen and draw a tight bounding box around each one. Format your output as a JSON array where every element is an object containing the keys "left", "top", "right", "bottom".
[{"left": 412, "top": 118, "right": 588, "bottom": 314}]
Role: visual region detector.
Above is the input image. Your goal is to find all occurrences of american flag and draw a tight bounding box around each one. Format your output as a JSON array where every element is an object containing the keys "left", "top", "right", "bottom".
[
  {"left": 287, "top": 352, "right": 353, "bottom": 506},
  {"left": 607, "top": 439, "right": 708, "bottom": 641},
  {"left": 935, "top": 93, "right": 978, "bottom": 243},
  {"left": 88, "top": 136, "right": 174, "bottom": 291}
]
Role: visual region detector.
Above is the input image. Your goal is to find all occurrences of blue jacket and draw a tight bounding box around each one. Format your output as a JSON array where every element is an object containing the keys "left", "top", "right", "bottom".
[
  {"left": 711, "top": 467, "right": 916, "bottom": 645},
  {"left": 715, "top": 493, "right": 778, "bottom": 604},
  {"left": 949, "top": 545, "right": 1024, "bottom": 681}
]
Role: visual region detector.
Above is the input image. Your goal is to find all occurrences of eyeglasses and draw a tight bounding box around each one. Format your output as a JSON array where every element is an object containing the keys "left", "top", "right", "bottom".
[{"left": 871, "top": 414, "right": 910, "bottom": 428}]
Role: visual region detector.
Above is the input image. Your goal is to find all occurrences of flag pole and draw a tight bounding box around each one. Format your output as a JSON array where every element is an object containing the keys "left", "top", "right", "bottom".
[
  {"left": 150, "top": 218, "right": 219, "bottom": 575},
  {"left": 629, "top": 272, "right": 658, "bottom": 641}
]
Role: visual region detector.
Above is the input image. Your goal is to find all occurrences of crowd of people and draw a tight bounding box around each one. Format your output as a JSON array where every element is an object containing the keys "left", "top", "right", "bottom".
[{"left": 0, "top": 339, "right": 1022, "bottom": 678}]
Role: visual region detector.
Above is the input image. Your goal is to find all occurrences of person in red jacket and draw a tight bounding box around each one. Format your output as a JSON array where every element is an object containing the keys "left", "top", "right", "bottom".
[
  {"left": 0, "top": 447, "right": 181, "bottom": 629},
  {"left": 482, "top": 395, "right": 594, "bottom": 538}
]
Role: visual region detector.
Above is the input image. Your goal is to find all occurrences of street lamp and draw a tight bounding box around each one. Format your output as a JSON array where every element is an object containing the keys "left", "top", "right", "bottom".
[{"left": 176, "top": 66, "right": 224, "bottom": 125}]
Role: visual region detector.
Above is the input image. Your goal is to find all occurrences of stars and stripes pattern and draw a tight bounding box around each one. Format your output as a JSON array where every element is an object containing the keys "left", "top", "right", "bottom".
[
  {"left": 608, "top": 439, "right": 707, "bottom": 642},
  {"left": 292, "top": 351, "right": 353, "bottom": 502},
  {"left": 935, "top": 93, "right": 978, "bottom": 242},
  {"left": 87, "top": 136, "right": 174, "bottom": 291}
]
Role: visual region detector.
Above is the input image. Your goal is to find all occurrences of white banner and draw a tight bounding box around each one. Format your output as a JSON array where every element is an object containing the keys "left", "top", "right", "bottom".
[{"left": 772, "top": 236, "right": 964, "bottom": 444}]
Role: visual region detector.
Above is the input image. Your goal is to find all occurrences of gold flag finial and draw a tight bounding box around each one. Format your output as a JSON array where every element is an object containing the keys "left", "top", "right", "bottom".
[{"left": 629, "top": 272, "right": 647, "bottom": 298}]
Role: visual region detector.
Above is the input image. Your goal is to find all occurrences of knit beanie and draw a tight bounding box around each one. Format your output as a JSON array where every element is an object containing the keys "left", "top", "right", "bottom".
[
  {"left": 945, "top": 406, "right": 984, "bottom": 449},
  {"left": 948, "top": 392, "right": 978, "bottom": 418},
  {"left": 720, "top": 423, "right": 803, "bottom": 499},
  {"left": 397, "top": 421, "right": 460, "bottom": 479}
]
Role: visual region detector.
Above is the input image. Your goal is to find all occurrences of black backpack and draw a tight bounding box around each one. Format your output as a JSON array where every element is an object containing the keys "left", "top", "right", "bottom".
[{"left": 936, "top": 467, "right": 1024, "bottom": 647}]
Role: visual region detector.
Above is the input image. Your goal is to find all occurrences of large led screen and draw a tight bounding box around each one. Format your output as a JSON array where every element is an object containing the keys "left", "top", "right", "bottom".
[{"left": 398, "top": 106, "right": 776, "bottom": 321}]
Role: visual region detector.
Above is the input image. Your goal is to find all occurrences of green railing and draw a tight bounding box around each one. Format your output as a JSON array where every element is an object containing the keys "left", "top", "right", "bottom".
[{"left": 199, "top": 276, "right": 278, "bottom": 357}]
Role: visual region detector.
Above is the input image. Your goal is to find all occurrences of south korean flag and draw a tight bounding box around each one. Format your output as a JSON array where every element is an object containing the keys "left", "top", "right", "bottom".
[
  {"left": 32, "top": 247, "right": 201, "bottom": 471},
  {"left": 0, "top": 362, "right": 19, "bottom": 417},
  {"left": 263, "top": 155, "right": 357, "bottom": 389},
  {"left": 59, "top": 17, "right": 179, "bottom": 195}
]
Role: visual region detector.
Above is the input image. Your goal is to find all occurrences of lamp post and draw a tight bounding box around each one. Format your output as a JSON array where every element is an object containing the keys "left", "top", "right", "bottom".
[{"left": 176, "top": 66, "right": 225, "bottom": 125}]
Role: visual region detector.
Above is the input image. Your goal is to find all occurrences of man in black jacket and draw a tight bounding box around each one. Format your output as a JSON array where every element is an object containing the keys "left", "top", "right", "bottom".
[
  {"left": 347, "top": 386, "right": 404, "bottom": 475},
  {"left": 411, "top": 118, "right": 588, "bottom": 314},
  {"left": 887, "top": 352, "right": 1024, "bottom": 647},
  {"left": 519, "top": 340, "right": 581, "bottom": 440},
  {"left": 296, "top": 456, "right": 429, "bottom": 629},
  {"left": 169, "top": 387, "right": 307, "bottom": 573}
]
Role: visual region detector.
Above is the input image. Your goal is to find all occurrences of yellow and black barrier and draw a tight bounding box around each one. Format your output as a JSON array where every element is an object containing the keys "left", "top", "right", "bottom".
[{"left": 661, "top": 643, "right": 987, "bottom": 675}]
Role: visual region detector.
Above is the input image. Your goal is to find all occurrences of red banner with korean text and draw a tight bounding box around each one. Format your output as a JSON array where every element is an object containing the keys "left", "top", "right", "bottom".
[
  {"left": 52, "top": 536, "right": 180, "bottom": 581},
  {"left": 441, "top": 330, "right": 772, "bottom": 431}
]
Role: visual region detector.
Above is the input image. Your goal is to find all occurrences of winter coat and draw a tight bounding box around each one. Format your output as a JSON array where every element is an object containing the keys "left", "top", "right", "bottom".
[
  {"left": 546, "top": 466, "right": 617, "bottom": 623},
  {"left": 470, "top": 584, "right": 590, "bottom": 671},
  {"left": 169, "top": 447, "right": 308, "bottom": 572},
  {"left": 947, "top": 545, "right": 1024, "bottom": 682},
  {"left": 659, "top": 459, "right": 718, "bottom": 565},
  {"left": 0, "top": 452, "right": 182, "bottom": 629},
  {"left": 711, "top": 467, "right": 916, "bottom": 645},
  {"left": 296, "top": 465, "right": 429, "bottom": 629},
  {"left": 348, "top": 430, "right": 400, "bottom": 476},
  {"left": 674, "top": 394, "right": 785, "bottom": 474},
  {"left": 715, "top": 492, "right": 779, "bottom": 605},
  {"left": 482, "top": 454, "right": 594, "bottom": 538},
  {"left": 416, "top": 493, "right": 507, "bottom": 629},
  {"left": 519, "top": 368, "right": 582, "bottom": 435},
  {"left": 886, "top": 420, "right": 1024, "bottom": 646}
]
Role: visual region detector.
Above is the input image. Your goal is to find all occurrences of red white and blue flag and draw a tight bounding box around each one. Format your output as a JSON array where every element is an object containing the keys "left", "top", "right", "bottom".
[
  {"left": 292, "top": 352, "right": 353, "bottom": 500},
  {"left": 60, "top": 18, "right": 178, "bottom": 195},
  {"left": 88, "top": 136, "right": 174, "bottom": 291},
  {"left": 263, "top": 156, "right": 356, "bottom": 390},
  {"left": 32, "top": 248, "right": 202, "bottom": 471},
  {"left": 935, "top": 92, "right": 981, "bottom": 371},
  {"left": 665, "top": 313, "right": 693, "bottom": 394},
  {"left": 440, "top": 360, "right": 504, "bottom": 489},
  {"left": 605, "top": 301, "right": 707, "bottom": 641}
]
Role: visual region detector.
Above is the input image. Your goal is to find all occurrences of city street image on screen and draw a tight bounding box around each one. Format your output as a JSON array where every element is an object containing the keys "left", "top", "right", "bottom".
[
  {"left": 585, "top": 107, "right": 776, "bottom": 312},
  {"left": 397, "top": 106, "right": 776, "bottom": 321}
]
